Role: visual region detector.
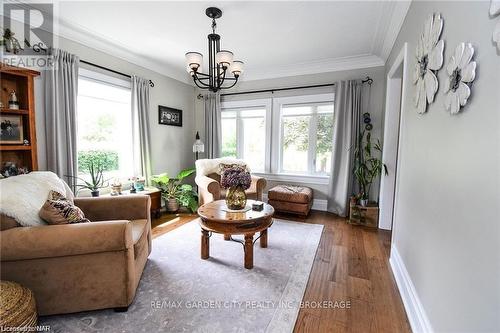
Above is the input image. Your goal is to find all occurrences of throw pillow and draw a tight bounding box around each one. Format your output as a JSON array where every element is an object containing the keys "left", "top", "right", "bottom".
[{"left": 39, "top": 191, "right": 90, "bottom": 225}]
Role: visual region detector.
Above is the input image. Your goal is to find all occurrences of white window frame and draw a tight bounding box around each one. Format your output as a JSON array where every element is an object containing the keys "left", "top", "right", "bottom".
[
  {"left": 76, "top": 68, "right": 134, "bottom": 181},
  {"left": 220, "top": 98, "right": 272, "bottom": 172},
  {"left": 271, "top": 93, "right": 335, "bottom": 178}
]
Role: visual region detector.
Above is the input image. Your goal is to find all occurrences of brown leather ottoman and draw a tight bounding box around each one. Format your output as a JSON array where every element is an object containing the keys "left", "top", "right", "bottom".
[{"left": 267, "top": 185, "right": 313, "bottom": 216}]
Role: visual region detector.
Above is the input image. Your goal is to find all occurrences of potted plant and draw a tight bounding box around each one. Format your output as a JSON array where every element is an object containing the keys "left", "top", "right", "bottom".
[
  {"left": 150, "top": 168, "right": 198, "bottom": 213},
  {"left": 69, "top": 159, "right": 107, "bottom": 197},
  {"left": 352, "top": 131, "right": 388, "bottom": 207}
]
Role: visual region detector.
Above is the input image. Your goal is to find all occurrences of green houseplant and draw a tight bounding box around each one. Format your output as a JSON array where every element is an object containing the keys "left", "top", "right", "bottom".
[
  {"left": 150, "top": 168, "right": 198, "bottom": 213},
  {"left": 69, "top": 159, "right": 108, "bottom": 197},
  {"left": 352, "top": 131, "right": 388, "bottom": 206}
]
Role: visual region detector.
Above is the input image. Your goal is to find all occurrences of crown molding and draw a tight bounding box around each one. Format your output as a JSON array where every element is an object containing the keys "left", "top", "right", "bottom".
[
  {"left": 55, "top": 17, "right": 191, "bottom": 85},
  {"left": 373, "top": 0, "right": 412, "bottom": 61},
  {"left": 240, "top": 54, "right": 385, "bottom": 81}
]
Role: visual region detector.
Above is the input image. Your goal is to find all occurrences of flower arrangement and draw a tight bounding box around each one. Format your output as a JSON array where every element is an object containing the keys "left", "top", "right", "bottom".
[{"left": 220, "top": 166, "right": 251, "bottom": 190}]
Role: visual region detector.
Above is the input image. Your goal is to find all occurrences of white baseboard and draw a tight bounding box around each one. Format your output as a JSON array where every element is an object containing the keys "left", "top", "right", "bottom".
[
  {"left": 262, "top": 194, "right": 327, "bottom": 212},
  {"left": 390, "top": 246, "right": 433, "bottom": 333}
]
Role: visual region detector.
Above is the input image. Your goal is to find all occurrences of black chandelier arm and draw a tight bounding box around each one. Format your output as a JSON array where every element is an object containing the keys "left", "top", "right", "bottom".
[
  {"left": 218, "top": 67, "right": 228, "bottom": 87},
  {"left": 192, "top": 73, "right": 211, "bottom": 89},
  {"left": 194, "top": 71, "right": 210, "bottom": 78},
  {"left": 193, "top": 78, "right": 210, "bottom": 90},
  {"left": 220, "top": 77, "right": 239, "bottom": 89}
]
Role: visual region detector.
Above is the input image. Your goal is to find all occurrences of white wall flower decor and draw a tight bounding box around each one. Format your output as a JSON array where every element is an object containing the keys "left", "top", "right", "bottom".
[
  {"left": 491, "top": 0, "right": 500, "bottom": 51},
  {"left": 413, "top": 13, "right": 445, "bottom": 114},
  {"left": 444, "top": 43, "right": 476, "bottom": 114}
]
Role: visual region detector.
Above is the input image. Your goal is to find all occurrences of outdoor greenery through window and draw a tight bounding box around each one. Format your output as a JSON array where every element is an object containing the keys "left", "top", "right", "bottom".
[
  {"left": 280, "top": 102, "right": 334, "bottom": 175},
  {"left": 77, "top": 74, "right": 133, "bottom": 180},
  {"left": 221, "top": 107, "right": 267, "bottom": 171},
  {"left": 221, "top": 93, "right": 334, "bottom": 178}
]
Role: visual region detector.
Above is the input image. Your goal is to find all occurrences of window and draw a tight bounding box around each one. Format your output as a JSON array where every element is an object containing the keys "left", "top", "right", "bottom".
[
  {"left": 77, "top": 69, "right": 133, "bottom": 179},
  {"left": 220, "top": 100, "right": 271, "bottom": 172},
  {"left": 221, "top": 93, "right": 334, "bottom": 179},
  {"left": 279, "top": 100, "right": 334, "bottom": 175}
]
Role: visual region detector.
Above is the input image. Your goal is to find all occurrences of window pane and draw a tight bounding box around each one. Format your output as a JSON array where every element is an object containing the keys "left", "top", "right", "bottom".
[
  {"left": 315, "top": 113, "right": 334, "bottom": 174},
  {"left": 242, "top": 117, "right": 265, "bottom": 171},
  {"left": 282, "top": 116, "right": 310, "bottom": 173},
  {"left": 282, "top": 105, "right": 313, "bottom": 116},
  {"left": 221, "top": 118, "right": 236, "bottom": 158},
  {"left": 77, "top": 78, "right": 132, "bottom": 180},
  {"left": 317, "top": 104, "right": 334, "bottom": 114}
]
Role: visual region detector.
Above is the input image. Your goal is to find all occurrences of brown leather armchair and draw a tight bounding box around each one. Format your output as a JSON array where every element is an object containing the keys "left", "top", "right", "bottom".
[
  {"left": 0, "top": 195, "right": 151, "bottom": 315},
  {"left": 195, "top": 158, "right": 267, "bottom": 206}
]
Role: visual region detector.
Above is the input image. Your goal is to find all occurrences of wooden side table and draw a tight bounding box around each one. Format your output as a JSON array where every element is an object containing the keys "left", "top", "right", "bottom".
[{"left": 104, "top": 187, "right": 162, "bottom": 218}]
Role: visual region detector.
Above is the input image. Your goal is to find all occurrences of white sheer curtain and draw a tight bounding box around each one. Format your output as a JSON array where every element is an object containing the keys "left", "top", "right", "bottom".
[
  {"left": 327, "top": 80, "right": 362, "bottom": 216},
  {"left": 204, "top": 92, "right": 221, "bottom": 158},
  {"left": 44, "top": 48, "right": 79, "bottom": 191},
  {"left": 131, "top": 76, "right": 153, "bottom": 184}
]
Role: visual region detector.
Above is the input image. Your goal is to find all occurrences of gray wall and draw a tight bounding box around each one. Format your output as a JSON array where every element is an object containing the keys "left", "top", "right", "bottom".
[
  {"left": 386, "top": 1, "right": 500, "bottom": 331},
  {"left": 34, "top": 36, "right": 196, "bottom": 176},
  {"left": 195, "top": 66, "right": 387, "bottom": 201}
]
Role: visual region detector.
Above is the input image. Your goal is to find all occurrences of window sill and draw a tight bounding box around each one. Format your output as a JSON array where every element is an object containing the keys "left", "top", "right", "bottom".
[{"left": 252, "top": 172, "right": 329, "bottom": 185}]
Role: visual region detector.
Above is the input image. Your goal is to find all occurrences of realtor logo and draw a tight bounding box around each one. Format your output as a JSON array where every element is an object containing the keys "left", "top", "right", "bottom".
[{"left": 1, "top": 2, "right": 57, "bottom": 69}]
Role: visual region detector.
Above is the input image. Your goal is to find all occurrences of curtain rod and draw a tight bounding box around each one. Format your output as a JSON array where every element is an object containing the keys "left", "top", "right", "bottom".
[
  {"left": 220, "top": 76, "right": 372, "bottom": 97},
  {"left": 80, "top": 60, "right": 154, "bottom": 87}
]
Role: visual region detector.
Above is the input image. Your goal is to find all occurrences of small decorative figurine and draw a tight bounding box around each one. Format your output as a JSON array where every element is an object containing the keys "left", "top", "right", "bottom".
[
  {"left": 110, "top": 179, "right": 123, "bottom": 196},
  {"left": 8, "top": 91, "right": 19, "bottom": 110}
]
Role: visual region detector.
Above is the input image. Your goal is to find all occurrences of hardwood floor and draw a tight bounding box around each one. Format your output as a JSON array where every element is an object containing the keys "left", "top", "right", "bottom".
[{"left": 151, "top": 210, "right": 410, "bottom": 333}]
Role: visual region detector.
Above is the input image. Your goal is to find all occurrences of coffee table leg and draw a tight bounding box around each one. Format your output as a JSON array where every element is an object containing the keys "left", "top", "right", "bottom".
[
  {"left": 224, "top": 234, "right": 230, "bottom": 241},
  {"left": 260, "top": 229, "right": 268, "bottom": 248},
  {"left": 201, "top": 229, "right": 210, "bottom": 259},
  {"left": 244, "top": 233, "right": 254, "bottom": 269}
]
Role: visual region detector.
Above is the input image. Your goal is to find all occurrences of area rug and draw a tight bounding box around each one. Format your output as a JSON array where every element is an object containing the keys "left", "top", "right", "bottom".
[{"left": 40, "top": 219, "right": 323, "bottom": 333}]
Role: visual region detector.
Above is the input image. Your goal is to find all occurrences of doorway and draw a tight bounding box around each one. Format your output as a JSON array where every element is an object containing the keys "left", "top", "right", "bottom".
[{"left": 379, "top": 43, "right": 408, "bottom": 232}]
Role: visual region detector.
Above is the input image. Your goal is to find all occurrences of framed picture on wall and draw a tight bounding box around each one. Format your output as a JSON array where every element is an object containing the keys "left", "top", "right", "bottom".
[
  {"left": 158, "top": 106, "right": 182, "bottom": 127},
  {"left": 0, "top": 115, "right": 24, "bottom": 144}
]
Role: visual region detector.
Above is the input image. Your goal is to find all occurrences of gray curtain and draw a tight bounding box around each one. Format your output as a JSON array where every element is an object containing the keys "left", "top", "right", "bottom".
[
  {"left": 131, "top": 76, "right": 153, "bottom": 184},
  {"left": 204, "top": 92, "right": 221, "bottom": 158},
  {"left": 44, "top": 48, "right": 79, "bottom": 191},
  {"left": 327, "top": 80, "right": 362, "bottom": 216}
]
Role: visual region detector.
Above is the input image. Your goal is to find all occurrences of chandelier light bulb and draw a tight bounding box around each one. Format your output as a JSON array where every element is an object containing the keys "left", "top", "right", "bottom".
[
  {"left": 216, "top": 50, "right": 234, "bottom": 68},
  {"left": 230, "top": 61, "right": 244, "bottom": 77},
  {"left": 185, "top": 52, "right": 203, "bottom": 71}
]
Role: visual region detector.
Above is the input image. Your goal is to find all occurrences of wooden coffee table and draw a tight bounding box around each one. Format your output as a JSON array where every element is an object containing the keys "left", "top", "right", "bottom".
[{"left": 197, "top": 200, "right": 274, "bottom": 269}]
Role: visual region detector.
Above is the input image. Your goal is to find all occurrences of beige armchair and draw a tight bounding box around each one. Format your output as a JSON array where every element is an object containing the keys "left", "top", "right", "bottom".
[
  {"left": 195, "top": 158, "right": 267, "bottom": 206},
  {"left": 1, "top": 194, "right": 152, "bottom": 316}
]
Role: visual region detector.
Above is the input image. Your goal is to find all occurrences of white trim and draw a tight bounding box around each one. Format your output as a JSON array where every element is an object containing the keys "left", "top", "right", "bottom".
[
  {"left": 262, "top": 193, "right": 327, "bottom": 212},
  {"left": 389, "top": 43, "right": 408, "bottom": 242},
  {"left": 379, "top": 43, "right": 408, "bottom": 231},
  {"left": 79, "top": 67, "right": 131, "bottom": 89},
  {"left": 390, "top": 246, "right": 434, "bottom": 333},
  {"left": 372, "top": 1, "right": 412, "bottom": 61},
  {"left": 242, "top": 54, "right": 385, "bottom": 81},
  {"left": 254, "top": 172, "right": 329, "bottom": 186}
]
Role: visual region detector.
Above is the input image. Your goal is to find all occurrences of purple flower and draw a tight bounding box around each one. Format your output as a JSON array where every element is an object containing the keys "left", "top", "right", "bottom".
[{"left": 220, "top": 166, "right": 251, "bottom": 190}]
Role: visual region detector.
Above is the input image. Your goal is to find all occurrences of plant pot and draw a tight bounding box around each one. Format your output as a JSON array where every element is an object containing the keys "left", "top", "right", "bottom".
[
  {"left": 166, "top": 198, "right": 179, "bottom": 212},
  {"left": 91, "top": 190, "right": 100, "bottom": 197},
  {"left": 360, "top": 199, "right": 368, "bottom": 207},
  {"left": 226, "top": 185, "right": 247, "bottom": 210}
]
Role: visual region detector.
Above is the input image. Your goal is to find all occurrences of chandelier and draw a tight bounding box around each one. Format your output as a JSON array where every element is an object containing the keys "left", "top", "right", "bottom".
[{"left": 185, "top": 7, "right": 244, "bottom": 92}]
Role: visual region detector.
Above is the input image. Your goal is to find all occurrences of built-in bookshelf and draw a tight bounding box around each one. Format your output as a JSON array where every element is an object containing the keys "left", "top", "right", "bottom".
[{"left": 0, "top": 64, "right": 40, "bottom": 173}]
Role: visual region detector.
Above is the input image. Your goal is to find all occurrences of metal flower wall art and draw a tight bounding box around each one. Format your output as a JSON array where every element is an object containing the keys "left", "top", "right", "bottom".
[
  {"left": 444, "top": 43, "right": 477, "bottom": 114},
  {"left": 491, "top": 0, "right": 500, "bottom": 51},
  {"left": 413, "top": 13, "right": 445, "bottom": 114}
]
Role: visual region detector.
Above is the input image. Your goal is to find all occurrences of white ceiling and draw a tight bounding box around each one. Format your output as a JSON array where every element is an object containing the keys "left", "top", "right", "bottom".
[{"left": 52, "top": 1, "right": 410, "bottom": 83}]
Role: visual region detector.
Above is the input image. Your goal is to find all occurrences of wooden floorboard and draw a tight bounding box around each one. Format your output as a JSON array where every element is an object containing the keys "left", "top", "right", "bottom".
[{"left": 151, "top": 210, "right": 410, "bottom": 333}]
